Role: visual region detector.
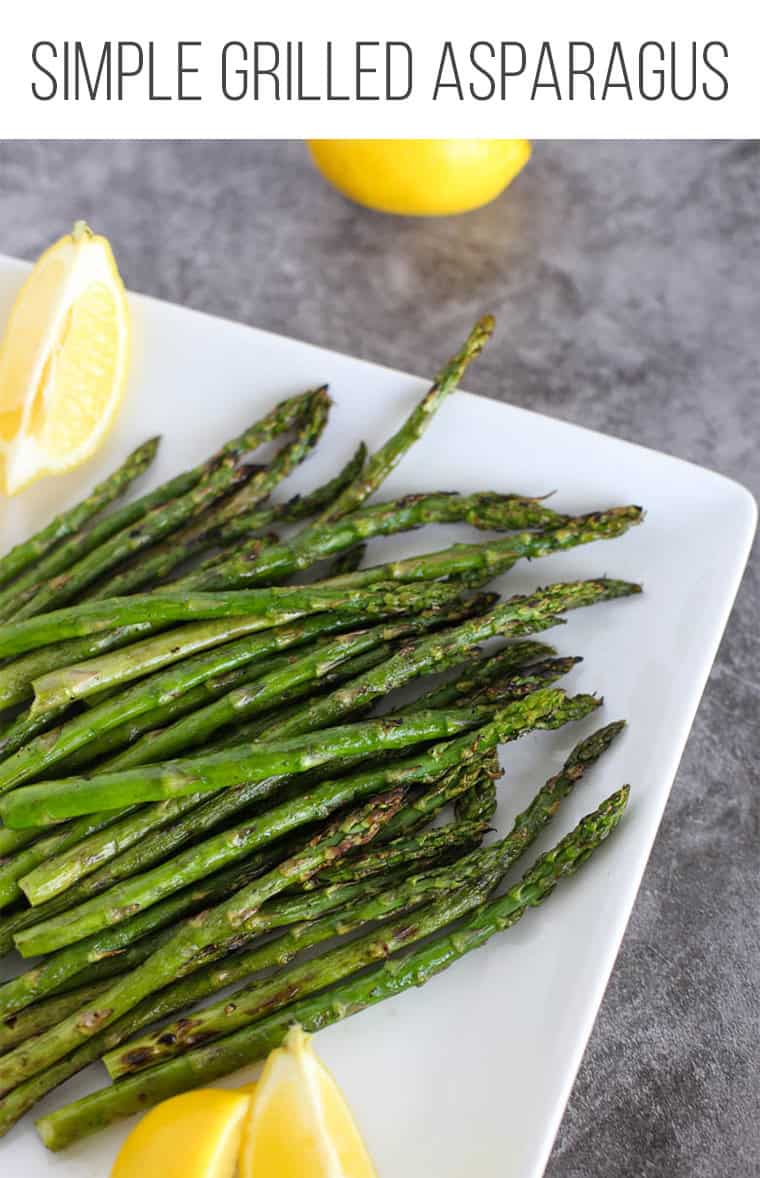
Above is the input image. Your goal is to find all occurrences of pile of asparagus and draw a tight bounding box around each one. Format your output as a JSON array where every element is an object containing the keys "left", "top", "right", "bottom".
[{"left": 0, "top": 316, "right": 643, "bottom": 1150}]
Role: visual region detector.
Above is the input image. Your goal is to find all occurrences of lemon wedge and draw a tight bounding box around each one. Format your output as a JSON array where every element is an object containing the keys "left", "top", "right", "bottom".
[
  {"left": 0, "top": 221, "right": 131, "bottom": 495},
  {"left": 240, "top": 1025, "right": 377, "bottom": 1178},
  {"left": 110, "top": 1088, "right": 250, "bottom": 1178}
]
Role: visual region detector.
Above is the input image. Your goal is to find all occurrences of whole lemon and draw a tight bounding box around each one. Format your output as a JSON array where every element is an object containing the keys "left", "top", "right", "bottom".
[{"left": 307, "top": 139, "right": 531, "bottom": 216}]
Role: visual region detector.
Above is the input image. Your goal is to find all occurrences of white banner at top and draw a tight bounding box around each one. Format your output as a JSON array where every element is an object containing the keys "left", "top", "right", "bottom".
[{"left": 0, "top": 0, "right": 755, "bottom": 139}]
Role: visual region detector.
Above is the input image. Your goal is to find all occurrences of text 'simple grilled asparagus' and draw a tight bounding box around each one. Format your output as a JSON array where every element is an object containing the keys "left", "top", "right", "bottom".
[
  {"left": 0, "top": 437, "right": 160, "bottom": 591},
  {"left": 11, "top": 691, "right": 600, "bottom": 957},
  {"left": 86, "top": 392, "right": 332, "bottom": 600},
  {"left": 34, "top": 788, "right": 629, "bottom": 1148},
  {"left": 0, "top": 788, "right": 408, "bottom": 1094},
  {"left": 0, "top": 390, "right": 315, "bottom": 620}
]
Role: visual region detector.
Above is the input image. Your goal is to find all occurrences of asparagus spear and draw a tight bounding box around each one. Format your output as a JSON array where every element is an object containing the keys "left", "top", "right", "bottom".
[
  {"left": 0, "top": 438, "right": 160, "bottom": 591},
  {"left": 90, "top": 443, "right": 368, "bottom": 598},
  {"left": 379, "top": 755, "right": 498, "bottom": 841},
  {"left": 0, "top": 585, "right": 460, "bottom": 798},
  {"left": 0, "top": 724, "right": 623, "bottom": 1123},
  {"left": 30, "top": 611, "right": 354, "bottom": 713},
  {"left": 0, "top": 391, "right": 315, "bottom": 620},
  {"left": 87, "top": 393, "right": 332, "bottom": 600},
  {"left": 0, "top": 577, "right": 460, "bottom": 661},
  {"left": 12, "top": 691, "right": 599, "bottom": 956},
  {"left": 46, "top": 628, "right": 403, "bottom": 778},
  {"left": 0, "top": 823, "right": 41, "bottom": 859},
  {"left": 7, "top": 654, "right": 410, "bottom": 918},
  {"left": 34, "top": 787, "right": 629, "bottom": 1147},
  {"left": 0, "top": 811, "right": 120, "bottom": 910},
  {"left": 13, "top": 629, "right": 493, "bottom": 913},
  {"left": 0, "top": 788, "right": 407, "bottom": 1094},
  {"left": 0, "top": 448, "right": 370, "bottom": 714},
  {"left": 0, "top": 578, "right": 548, "bottom": 721},
  {"left": 177, "top": 490, "right": 572, "bottom": 592},
  {"left": 316, "top": 316, "right": 494, "bottom": 523},
  {"left": 10, "top": 444, "right": 267, "bottom": 618},
  {"left": 0, "top": 702, "right": 71, "bottom": 765},
  {"left": 10, "top": 584, "right": 570, "bottom": 816},
  {"left": 16, "top": 390, "right": 328, "bottom": 618},
  {"left": 0, "top": 623, "right": 160, "bottom": 713},
  {"left": 398, "top": 640, "right": 558, "bottom": 712},
  {"left": 0, "top": 982, "right": 110, "bottom": 1056},
  {"left": 324, "top": 506, "right": 643, "bottom": 591},
  {"left": 305, "top": 818, "right": 488, "bottom": 891},
  {"left": 3, "top": 704, "right": 516, "bottom": 833}
]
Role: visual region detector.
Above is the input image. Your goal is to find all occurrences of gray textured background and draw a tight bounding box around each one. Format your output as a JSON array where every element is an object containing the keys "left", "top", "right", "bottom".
[{"left": 0, "top": 140, "right": 757, "bottom": 1176}]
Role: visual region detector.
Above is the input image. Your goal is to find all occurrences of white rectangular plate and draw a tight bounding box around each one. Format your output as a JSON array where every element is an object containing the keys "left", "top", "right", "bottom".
[{"left": 0, "top": 253, "right": 755, "bottom": 1178}]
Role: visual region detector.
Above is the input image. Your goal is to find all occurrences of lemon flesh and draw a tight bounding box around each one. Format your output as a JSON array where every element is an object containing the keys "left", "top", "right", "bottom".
[
  {"left": 308, "top": 138, "right": 531, "bottom": 216},
  {"left": 110, "top": 1088, "right": 250, "bottom": 1178},
  {"left": 240, "top": 1025, "right": 377, "bottom": 1178},
  {"left": 0, "top": 221, "right": 131, "bottom": 495}
]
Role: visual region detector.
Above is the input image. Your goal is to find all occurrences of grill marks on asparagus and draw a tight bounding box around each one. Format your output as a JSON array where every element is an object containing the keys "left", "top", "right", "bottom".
[{"left": 32, "top": 789, "right": 630, "bottom": 1149}]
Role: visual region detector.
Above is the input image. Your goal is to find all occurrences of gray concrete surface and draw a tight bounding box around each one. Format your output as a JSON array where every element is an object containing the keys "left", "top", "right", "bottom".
[{"left": 0, "top": 140, "right": 757, "bottom": 1176}]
